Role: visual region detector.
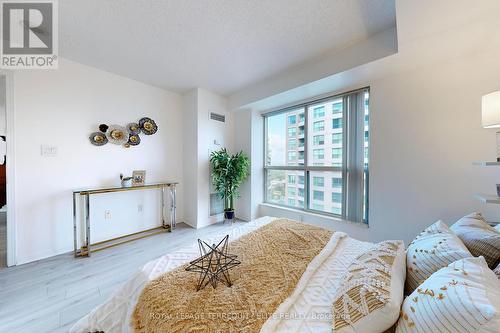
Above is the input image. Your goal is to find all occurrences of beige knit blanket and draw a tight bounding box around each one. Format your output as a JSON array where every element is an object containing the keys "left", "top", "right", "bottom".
[{"left": 132, "top": 219, "right": 333, "bottom": 333}]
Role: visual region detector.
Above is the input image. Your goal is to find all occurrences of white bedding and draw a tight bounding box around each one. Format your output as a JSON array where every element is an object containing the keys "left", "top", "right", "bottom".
[{"left": 70, "top": 216, "right": 374, "bottom": 333}]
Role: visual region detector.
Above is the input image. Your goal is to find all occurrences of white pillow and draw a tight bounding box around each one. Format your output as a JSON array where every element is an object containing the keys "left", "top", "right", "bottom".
[
  {"left": 495, "top": 224, "right": 500, "bottom": 232},
  {"left": 450, "top": 212, "right": 500, "bottom": 268},
  {"left": 406, "top": 220, "right": 472, "bottom": 293},
  {"left": 331, "top": 240, "right": 406, "bottom": 333},
  {"left": 396, "top": 256, "right": 500, "bottom": 333}
]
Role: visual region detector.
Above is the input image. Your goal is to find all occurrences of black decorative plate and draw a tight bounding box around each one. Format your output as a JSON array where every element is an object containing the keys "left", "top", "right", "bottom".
[
  {"left": 99, "top": 124, "right": 109, "bottom": 133},
  {"left": 128, "top": 134, "right": 141, "bottom": 146},
  {"left": 127, "top": 123, "right": 141, "bottom": 135},
  {"left": 139, "top": 117, "right": 158, "bottom": 135},
  {"left": 89, "top": 132, "right": 108, "bottom": 146}
]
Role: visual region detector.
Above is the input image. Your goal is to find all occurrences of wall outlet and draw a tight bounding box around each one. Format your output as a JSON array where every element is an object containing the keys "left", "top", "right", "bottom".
[
  {"left": 41, "top": 145, "right": 58, "bottom": 157},
  {"left": 104, "top": 210, "right": 112, "bottom": 220},
  {"left": 137, "top": 204, "right": 143, "bottom": 213}
]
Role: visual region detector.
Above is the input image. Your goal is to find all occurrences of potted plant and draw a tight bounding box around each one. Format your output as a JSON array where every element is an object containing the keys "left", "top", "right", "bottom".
[{"left": 210, "top": 148, "right": 250, "bottom": 221}]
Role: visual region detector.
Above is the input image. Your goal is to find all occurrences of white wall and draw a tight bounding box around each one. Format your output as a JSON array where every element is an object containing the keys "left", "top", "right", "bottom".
[
  {"left": 13, "top": 58, "right": 184, "bottom": 264},
  {"left": 182, "top": 88, "right": 235, "bottom": 228},
  {"left": 232, "top": 109, "right": 264, "bottom": 222},
  {"left": 233, "top": 110, "right": 252, "bottom": 221},
  {"left": 182, "top": 90, "right": 198, "bottom": 228}
]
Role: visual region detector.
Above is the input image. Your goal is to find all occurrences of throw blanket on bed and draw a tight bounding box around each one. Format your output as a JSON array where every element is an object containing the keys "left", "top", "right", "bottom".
[{"left": 132, "top": 219, "right": 333, "bottom": 333}]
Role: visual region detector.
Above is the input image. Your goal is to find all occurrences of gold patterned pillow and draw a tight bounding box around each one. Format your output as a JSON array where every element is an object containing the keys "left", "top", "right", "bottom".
[
  {"left": 450, "top": 212, "right": 500, "bottom": 268},
  {"left": 405, "top": 220, "right": 471, "bottom": 293},
  {"left": 396, "top": 256, "right": 500, "bottom": 333},
  {"left": 331, "top": 240, "right": 406, "bottom": 333}
]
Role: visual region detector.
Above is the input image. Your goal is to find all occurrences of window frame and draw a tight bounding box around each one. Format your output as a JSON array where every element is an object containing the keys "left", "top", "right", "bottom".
[{"left": 263, "top": 87, "right": 369, "bottom": 223}]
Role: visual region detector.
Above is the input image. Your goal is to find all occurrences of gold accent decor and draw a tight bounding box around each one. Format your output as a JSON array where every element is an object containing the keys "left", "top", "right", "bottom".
[{"left": 73, "top": 182, "right": 178, "bottom": 258}]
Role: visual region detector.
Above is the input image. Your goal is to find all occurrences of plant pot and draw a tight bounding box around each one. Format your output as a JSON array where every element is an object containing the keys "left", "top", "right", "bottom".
[
  {"left": 224, "top": 209, "right": 235, "bottom": 220},
  {"left": 121, "top": 179, "right": 132, "bottom": 187}
]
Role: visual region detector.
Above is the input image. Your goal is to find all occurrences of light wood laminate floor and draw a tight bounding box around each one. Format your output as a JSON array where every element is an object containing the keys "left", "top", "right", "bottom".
[{"left": 0, "top": 221, "right": 247, "bottom": 333}]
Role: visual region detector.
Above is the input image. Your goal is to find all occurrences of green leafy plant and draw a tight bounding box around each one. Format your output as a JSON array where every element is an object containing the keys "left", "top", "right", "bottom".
[{"left": 210, "top": 148, "right": 250, "bottom": 213}]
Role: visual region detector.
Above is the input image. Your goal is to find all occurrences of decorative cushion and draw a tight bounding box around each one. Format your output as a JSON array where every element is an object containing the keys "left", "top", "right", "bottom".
[
  {"left": 405, "top": 220, "right": 472, "bottom": 293},
  {"left": 495, "top": 263, "right": 500, "bottom": 279},
  {"left": 450, "top": 212, "right": 500, "bottom": 268},
  {"left": 495, "top": 224, "right": 500, "bottom": 231},
  {"left": 396, "top": 256, "right": 500, "bottom": 333},
  {"left": 331, "top": 240, "right": 406, "bottom": 333}
]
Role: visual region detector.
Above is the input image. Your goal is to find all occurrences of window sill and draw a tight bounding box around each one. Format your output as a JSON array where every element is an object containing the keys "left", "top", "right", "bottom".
[{"left": 259, "top": 203, "right": 369, "bottom": 229}]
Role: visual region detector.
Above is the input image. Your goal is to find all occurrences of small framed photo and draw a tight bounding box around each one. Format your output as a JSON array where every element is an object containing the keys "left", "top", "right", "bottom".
[{"left": 132, "top": 170, "right": 146, "bottom": 186}]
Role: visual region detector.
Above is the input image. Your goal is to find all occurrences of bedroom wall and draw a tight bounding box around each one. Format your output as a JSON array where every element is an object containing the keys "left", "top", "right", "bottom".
[
  {"left": 233, "top": 109, "right": 263, "bottom": 222},
  {"left": 182, "top": 88, "right": 234, "bottom": 228},
  {"left": 13, "top": 58, "right": 184, "bottom": 264}
]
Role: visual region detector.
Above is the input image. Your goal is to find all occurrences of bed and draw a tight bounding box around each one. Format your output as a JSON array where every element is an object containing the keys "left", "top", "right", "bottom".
[{"left": 69, "top": 216, "right": 381, "bottom": 333}]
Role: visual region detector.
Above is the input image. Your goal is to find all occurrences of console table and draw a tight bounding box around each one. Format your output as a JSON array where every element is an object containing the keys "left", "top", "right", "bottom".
[{"left": 73, "top": 182, "right": 178, "bottom": 257}]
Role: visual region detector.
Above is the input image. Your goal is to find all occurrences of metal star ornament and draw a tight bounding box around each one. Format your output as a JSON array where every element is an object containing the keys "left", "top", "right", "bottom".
[{"left": 185, "top": 235, "right": 241, "bottom": 291}]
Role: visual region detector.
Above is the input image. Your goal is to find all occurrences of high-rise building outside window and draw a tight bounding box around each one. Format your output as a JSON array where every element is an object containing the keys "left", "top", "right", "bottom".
[
  {"left": 332, "top": 102, "right": 342, "bottom": 114},
  {"left": 313, "top": 190, "right": 324, "bottom": 201},
  {"left": 313, "top": 149, "right": 324, "bottom": 160},
  {"left": 313, "top": 120, "right": 324, "bottom": 132},
  {"left": 313, "top": 176, "right": 324, "bottom": 187},
  {"left": 332, "top": 133, "right": 342, "bottom": 144},
  {"left": 313, "top": 135, "right": 324, "bottom": 146},
  {"left": 332, "top": 177, "right": 342, "bottom": 188},
  {"left": 332, "top": 118, "right": 342, "bottom": 129},
  {"left": 332, "top": 148, "right": 342, "bottom": 159},
  {"left": 264, "top": 89, "right": 369, "bottom": 223},
  {"left": 313, "top": 106, "right": 325, "bottom": 118}
]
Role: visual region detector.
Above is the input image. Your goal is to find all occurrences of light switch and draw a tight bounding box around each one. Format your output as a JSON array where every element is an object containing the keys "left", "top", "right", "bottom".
[{"left": 41, "top": 145, "right": 58, "bottom": 157}]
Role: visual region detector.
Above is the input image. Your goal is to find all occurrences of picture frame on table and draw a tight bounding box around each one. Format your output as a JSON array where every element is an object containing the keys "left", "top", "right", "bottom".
[{"left": 132, "top": 170, "right": 146, "bottom": 186}]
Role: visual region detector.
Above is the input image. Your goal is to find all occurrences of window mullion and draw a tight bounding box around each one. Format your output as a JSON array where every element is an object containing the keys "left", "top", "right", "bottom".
[
  {"left": 304, "top": 104, "right": 309, "bottom": 210},
  {"left": 341, "top": 95, "right": 349, "bottom": 220},
  {"left": 345, "top": 92, "right": 365, "bottom": 222}
]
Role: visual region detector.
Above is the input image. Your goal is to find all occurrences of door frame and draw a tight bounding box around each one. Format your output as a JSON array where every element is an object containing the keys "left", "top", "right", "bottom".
[{"left": 1, "top": 70, "right": 16, "bottom": 267}]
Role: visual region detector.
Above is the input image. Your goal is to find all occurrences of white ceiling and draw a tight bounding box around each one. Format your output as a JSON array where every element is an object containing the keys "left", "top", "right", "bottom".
[{"left": 60, "top": 0, "right": 395, "bottom": 95}]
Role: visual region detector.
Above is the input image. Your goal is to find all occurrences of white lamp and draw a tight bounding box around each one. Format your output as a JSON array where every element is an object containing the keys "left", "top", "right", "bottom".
[
  {"left": 482, "top": 90, "right": 500, "bottom": 161},
  {"left": 482, "top": 91, "right": 500, "bottom": 128}
]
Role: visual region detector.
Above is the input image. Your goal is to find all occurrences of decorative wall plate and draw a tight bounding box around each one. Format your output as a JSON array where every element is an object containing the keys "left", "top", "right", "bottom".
[
  {"left": 139, "top": 117, "right": 158, "bottom": 135},
  {"left": 99, "top": 124, "right": 109, "bottom": 133},
  {"left": 106, "top": 125, "right": 129, "bottom": 145},
  {"left": 90, "top": 117, "right": 157, "bottom": 148},
  {"left": 127, "top": 123, "right": 141, "bottom": 135},
  {"left": 89, "top": 132, "right": 108, "bottom": 146},
  {"left": 128, "top": 134, "right": 141, "bottom": 146}
]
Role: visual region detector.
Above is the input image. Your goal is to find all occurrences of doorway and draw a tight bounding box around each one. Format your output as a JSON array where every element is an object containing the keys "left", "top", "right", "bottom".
[{"left": 0, "top": 75, "right": 6, "bottom": 268}]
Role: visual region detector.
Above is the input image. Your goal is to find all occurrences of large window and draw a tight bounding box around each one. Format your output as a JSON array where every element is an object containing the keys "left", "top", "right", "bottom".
[{"left": 264, "top": 88, "right": 370, "bottom": 223}]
